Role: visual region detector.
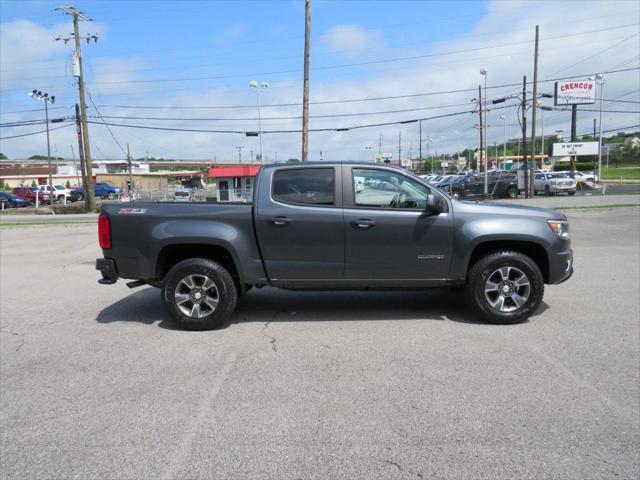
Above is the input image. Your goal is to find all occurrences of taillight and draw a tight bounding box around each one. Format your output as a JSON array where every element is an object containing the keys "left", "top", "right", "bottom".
[{"left": 98, "top": 213, "right": 111, "bottom": 249}]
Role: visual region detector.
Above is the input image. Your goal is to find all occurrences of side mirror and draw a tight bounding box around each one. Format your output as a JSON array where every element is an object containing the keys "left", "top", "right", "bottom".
[{"left": 426, "top": 194, "right": 442, "bottom": 213}]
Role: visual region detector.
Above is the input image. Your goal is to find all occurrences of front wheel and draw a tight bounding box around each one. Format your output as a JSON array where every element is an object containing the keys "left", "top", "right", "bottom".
[
  {"left": 544, "top": 185, "right": 551, "bottom": 196},
  {"left": 107, "top": 192, "right": 116, "bottom": 200},
  {"left": 506, "top": 187, "right": 519, "bottom": 199},
  {"left": 466, "top": 251, "right": 544, "bottom": 324},
  {"left": 568, "top": 190, "right": 576, "bottom": 196},
  {"left": 162, "top": 258, "right": 237, "bottom": 330}
]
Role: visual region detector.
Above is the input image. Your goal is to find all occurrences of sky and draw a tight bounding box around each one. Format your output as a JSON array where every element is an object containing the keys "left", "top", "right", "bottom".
[{"left": 1, "top": 0, "right": 639, "bottom": 162}]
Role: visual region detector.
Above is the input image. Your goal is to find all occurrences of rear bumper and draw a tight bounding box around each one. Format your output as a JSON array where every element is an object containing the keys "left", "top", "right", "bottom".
[{"left": 96, "top": 258, "right": 118, "bottom": 285}]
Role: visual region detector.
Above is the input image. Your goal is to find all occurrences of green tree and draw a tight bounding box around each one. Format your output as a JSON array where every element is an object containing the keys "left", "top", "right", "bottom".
[
  {"left": 65, "top": 180, "right": 71, "bottom": 188},
  {"left": 31, "top": 180, "right": 37, "bottom": 187},
  {"left": 0, "top": 153, "right": 7, "bottom": 160},
  {"left": 609, "top": 143, "right": 640, "bottom": 165}
]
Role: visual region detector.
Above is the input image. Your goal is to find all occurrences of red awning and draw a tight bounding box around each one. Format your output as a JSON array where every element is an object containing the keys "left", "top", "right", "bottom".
[{"left": 208, "top": 165, "right": 260, "bottom": 178}]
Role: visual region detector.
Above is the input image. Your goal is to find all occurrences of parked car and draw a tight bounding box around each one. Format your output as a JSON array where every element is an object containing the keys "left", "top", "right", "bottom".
[
  {"left": 449, "top": 174, "right": 520, "bottom": 200},
  {"left": 11, "top": 187, "right": 51, "bottom": 204},
  {"left": 0, "top": 192, "right": 31, "bottom": 208},
  {"left": 558, "top": 170, "right": 598, "bottom": 184},
  {"left": 73, "top": 182, "right": 122, "bottom": 200},
  {"left": 533, "top": 172, "right": 577, "bottom": 196},
  {"left": 174, "top": 188, "right": 193, "bottom": 202},
  {"left": 39, "top": 185, "right": 72, "bottom": 202},
  {"left": 97, "top": 162, "right": 573, "bottom": 330}
]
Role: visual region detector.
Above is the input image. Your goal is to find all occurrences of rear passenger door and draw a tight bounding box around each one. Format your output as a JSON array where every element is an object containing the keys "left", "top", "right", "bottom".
[{"left": 255, "top": 166, "right": 344, "bottom": 283}]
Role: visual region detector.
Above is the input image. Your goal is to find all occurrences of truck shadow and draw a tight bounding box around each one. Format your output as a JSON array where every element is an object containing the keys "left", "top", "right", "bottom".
[{"left": 96, "top": 287, "right": 547, "bottom": 329}]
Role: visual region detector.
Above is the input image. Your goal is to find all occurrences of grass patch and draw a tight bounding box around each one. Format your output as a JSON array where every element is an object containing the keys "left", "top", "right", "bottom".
[
  {"left": 602, "top": 166, "right": 640, "bottom": 180},
  {"left": 0, "top": 220, "right": 96, "bottom": 227},
  {"left": 556, "top": 203, "right": 639, "bottom": 211}
]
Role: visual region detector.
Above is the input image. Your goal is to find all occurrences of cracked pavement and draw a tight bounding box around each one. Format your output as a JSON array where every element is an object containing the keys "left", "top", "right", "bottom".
[{"left": 1, "top": 208, "right": 639, "bottom": 479}]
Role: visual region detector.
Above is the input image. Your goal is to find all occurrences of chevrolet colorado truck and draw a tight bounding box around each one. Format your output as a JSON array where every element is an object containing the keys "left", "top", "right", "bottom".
[{"left": 96, "top": 162, "right": 573, "bottom": 330}]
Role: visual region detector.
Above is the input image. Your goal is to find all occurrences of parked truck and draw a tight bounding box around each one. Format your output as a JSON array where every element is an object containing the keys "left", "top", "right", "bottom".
[{"left": 97, "top": 162, "right": 573, "bottom": 330}]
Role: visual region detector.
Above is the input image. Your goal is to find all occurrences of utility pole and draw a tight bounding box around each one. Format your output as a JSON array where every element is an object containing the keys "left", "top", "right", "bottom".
[
  {"left": 70, "top": 144, "right": 80, "bottom": 186},
  {"left": 74, "top": 103, "right": 88, "bottom": 195},
  {"left": 419, "top": 120, "right": 423, "bottom": 171},
  {"left": 398, "top": 130, "right": 402, "bottom": 167},
  {"left": 378, "top": 133, "right": 383, "bottom": 156},
  {"left": 521, "top": 76, "right": 529, "bottom": 198},
  {"left": 529, "top": 25, "right": 540, "bottom": 197},
  {"left": 478, "top": 85, "right": 484, "bottom": 176},
  {"left": 56, "top": 5, "right": 97, "bottom": 212},
  {"left": 235, "top": 146, "right": 244, "bottom": 163},
  {"left": 127, "top": 143, "right": 133, "bottom": 198},
  {"left": 44, "top": 95, "right": 53, "bottom": 205},
  {"left": 301, "top": 0, "right": 311, "bottom": 161}
]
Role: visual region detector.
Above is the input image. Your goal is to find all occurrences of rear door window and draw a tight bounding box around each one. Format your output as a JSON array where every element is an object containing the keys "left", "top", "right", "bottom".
[{"left": 272, "top": 168, "right": 335, "bottom": 206}]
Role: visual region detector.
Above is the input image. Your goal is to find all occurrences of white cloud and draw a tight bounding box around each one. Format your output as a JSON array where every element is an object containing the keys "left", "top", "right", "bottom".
[
  {"left": 1, "top": 1, "right": 639, "bottom": 162},
  {"left": 320, "top": 24, "right": 384, "bottom": 57}
]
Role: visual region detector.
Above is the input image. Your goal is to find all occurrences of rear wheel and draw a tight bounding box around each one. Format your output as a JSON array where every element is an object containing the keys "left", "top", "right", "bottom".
[
  {"left": 107, "top": 192, "right": 116, "bottom": 200},
  {"left": 466, "top": 251, "right": 544, "bottom": 324},
  {"left": 568, "top": 190, "right": 576, "bottom": 196},
  {"left": 506, "top": 187, "right": 519, "bottom": 199},
  {"left": 162, "top": 258, "right": 237, "bottom": 330}
]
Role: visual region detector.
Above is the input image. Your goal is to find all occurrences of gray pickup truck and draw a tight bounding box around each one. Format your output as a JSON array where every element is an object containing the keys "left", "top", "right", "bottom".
[{"left": 96, "top": 162, "right": 573, "bottom": 330}]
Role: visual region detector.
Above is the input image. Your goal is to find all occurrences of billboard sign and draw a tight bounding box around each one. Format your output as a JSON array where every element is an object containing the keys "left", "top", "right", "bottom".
[
  {"left": 554, "top": 80, "right": 596, "bottom": 106},
  {"left": 552, "top": 142, "right": 598, "bottom": 156}
]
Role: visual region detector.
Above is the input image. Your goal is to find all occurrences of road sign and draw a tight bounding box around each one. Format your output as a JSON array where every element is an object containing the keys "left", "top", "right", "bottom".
[{"left": 552, "top": 142, "right": 598, "bottom": 156}]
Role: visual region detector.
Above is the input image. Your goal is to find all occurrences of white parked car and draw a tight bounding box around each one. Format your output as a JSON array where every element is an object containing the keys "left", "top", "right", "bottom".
[
  {"left": 174, "top": 188, "right": 193, "bottom": 202},
  {"left": 39, "top": 185, "right": 72, "bottom": 202},
  {"left": 533, "top": 172, "right": 577, "bottom": 196}
]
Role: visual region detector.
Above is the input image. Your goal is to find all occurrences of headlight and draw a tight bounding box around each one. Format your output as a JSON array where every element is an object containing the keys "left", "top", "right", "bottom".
[{"left": 548, "top": 220, "right": 569, "bottom": 238}]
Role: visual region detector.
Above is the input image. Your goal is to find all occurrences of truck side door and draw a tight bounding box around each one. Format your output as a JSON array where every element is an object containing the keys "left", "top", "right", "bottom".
[
  {"left": 254, "top": 166, "right": 344, "bottom": 283},
  {"left": 343, "top": 166, "right": 454, "bottom": 282}
]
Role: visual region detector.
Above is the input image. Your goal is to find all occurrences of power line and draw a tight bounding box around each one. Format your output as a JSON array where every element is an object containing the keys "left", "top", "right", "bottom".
[
  {"left": 0, "top": 123, "right": 73, "bottom": 140},
  {"left": 85, "top": 66, "right": 638, "bottom": 110},
  {"left": 85, "top": 87, "right": 127, "bottom": 156}
]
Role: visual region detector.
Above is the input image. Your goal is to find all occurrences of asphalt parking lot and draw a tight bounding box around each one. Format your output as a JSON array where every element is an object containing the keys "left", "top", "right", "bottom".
[{"left": 1, "top": 206, "right": 639, "bottom": 479}]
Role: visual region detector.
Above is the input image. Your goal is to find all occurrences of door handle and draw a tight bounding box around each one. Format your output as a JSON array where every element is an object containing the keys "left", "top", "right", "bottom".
[
  {"left": 351, "top": 219, "right": 376, "bottom": 229},
  {"left": 269, "top": 216, "right": 292, "bottom": 226}
]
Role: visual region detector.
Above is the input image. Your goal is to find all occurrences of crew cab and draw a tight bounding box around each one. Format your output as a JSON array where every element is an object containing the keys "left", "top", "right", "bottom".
[{"left": 96, "top": 162, "right": 573, "bottom": 330}]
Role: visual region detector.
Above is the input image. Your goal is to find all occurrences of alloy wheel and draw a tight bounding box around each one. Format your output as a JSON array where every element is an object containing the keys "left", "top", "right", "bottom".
[{"left": 484, "top": 266, "right": 530, "bottom": 312}]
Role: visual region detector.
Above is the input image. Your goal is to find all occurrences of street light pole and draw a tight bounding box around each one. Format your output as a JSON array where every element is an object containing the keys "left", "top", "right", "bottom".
[
  {"left": 250, "top": 80, "right": 268, "bottom": 164},
  {"left": 480, "top": 67, "right": 488, "bottom": 195},
  {"left": 29, "top": 90, "right": 55, "bottom": 205},
  {"left": 500, "top": 114, "right": 506, "bottom": 171},
  {"left": 595, "top": 74, "right": 606, "bottom": 185}
]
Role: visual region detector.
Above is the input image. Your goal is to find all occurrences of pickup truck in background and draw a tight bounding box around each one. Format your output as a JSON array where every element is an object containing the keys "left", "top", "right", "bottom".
[
  {"left": 73, "top": 182, "right": 122, "bottom": 201},
  {"left": 448, "top": 173, "right": 520, "bottom": 200},
  {"left": 96, "top": 162, "right": 573, "bottom": 330}
]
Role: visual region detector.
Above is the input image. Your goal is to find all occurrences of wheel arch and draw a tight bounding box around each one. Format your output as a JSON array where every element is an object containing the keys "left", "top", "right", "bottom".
[
  {"left": 156, "top": 243, "right": 244, "bottom": 293},
  {"left": 467, "top": 240, "right": 549, "bottom": 283}
]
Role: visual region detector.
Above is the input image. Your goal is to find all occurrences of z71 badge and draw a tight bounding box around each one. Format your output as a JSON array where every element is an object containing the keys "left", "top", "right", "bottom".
[{"left": 118, "top": 208, "right": 147, "bottom": 215}]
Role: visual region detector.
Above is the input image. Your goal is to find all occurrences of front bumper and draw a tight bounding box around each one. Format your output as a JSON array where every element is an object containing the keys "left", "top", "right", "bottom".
[
  {"left": 96, "top": 258, "right": 118, "bottom": 285},
  {"left": 549, "top": 249, "right": 574, "bottom": 284}
]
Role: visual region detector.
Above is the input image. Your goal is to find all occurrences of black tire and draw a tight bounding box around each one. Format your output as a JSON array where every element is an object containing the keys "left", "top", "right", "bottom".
[
  {"left": 107, "top": 192, "right": 116, "bottom": 200},
  {"left": 568, "top": 190, "right": 576, "bottom": 196},
  {"left": 465, "top": 251, "right": 544, "bottom": 325},
  {"left": 162, "top": 258, "right": 237, "bottom": 331},
  {"left": 77, "top": 193, "right": 84, "bottom": 201},
  {"left": 544, "top": 185, "right": 551, "bottom": 196},
  {"left": 506, "top": 187, "right": 519, "bottom": 199},
  {"left": 451, "top": 189, "right": 463, "bottom": 200}
]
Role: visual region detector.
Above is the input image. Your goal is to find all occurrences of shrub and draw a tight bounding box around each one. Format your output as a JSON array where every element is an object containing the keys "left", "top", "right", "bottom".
[{"left": 65, "top": 180, "right": 71, "bottom": 188}]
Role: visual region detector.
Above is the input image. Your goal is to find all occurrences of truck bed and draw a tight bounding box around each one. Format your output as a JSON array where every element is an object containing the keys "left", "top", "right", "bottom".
[{"left": 101, "top": 202, "right": 266, "bottom": 285}]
